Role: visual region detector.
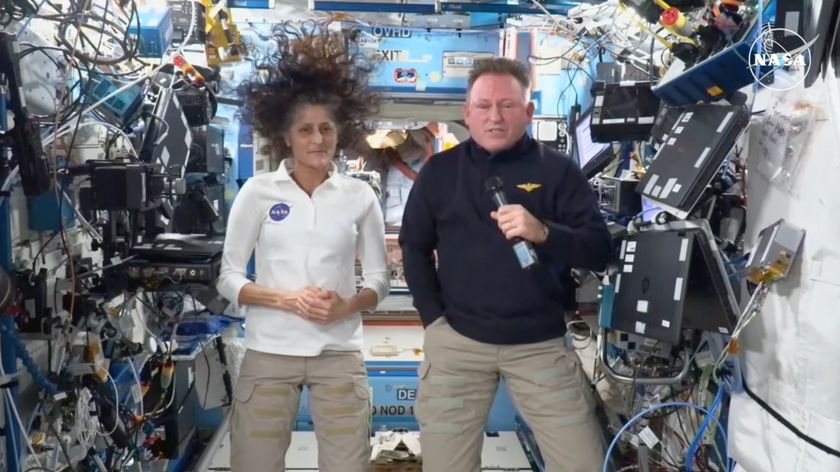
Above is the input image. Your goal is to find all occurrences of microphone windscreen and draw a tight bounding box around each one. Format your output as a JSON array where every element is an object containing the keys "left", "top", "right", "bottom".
[{"left": 484, "top": 176, "right": 504, "bottom": 194}]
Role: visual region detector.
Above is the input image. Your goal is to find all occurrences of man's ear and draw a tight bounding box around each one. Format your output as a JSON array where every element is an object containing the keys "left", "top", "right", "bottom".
[{"left": 526, "top": 101, "right": 535, "bottom": 119}]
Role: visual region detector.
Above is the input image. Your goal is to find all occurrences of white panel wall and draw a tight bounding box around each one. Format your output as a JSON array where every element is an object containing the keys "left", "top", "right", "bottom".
[{"left": 729, "top": 71, "right": 840, "bottom": 472}]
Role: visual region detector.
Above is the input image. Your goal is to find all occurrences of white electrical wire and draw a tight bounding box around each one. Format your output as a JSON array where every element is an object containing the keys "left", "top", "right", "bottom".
[
  {"left": 2, "top": 390, "right": 44, "bottom": 470},
  {"left": 128, "top": 356, "right": 145, "bottom": 421},
  {"left": 0, "top": 350, "right": 45, "bottom": 470},
  {"left": 616, "top": 466, "right": 640, "bottom": 472},
  {"left": 44, "top": 0, "right": 199, "bottom": 145},
  {"left": 161, "top": 369, "right": 178, "bottom": 412},
  {"left": 528, "top": 0, "right": 577, "bottom": 35},
  {"left": 176, "top": 0, "right": 198, "bottom": 58},
  {"left": 97, "top": 371, "right": 121, "bottom": 437},
  {"left": 43, "top": 120, "right": 138, "bottom": 160},
  {"left": 712, "top": 281, "right": 769, "bottom": 376},
  {"left": 46, "top": 66, "right": 158, "bottom": 144},
  {"left": 0, "top": 166, "right": 21, "bottom": 207},
  {"left": 75, "top": 388, "right": 95, "bottom": 452},
  {"left": 128, "top": 292, "right": 168, "bottom": 354},
  {"left": 60, "top": 190, "right": 104, "bottom": 243},
  {"left": 48, "top": 0, "right": 91, "bottom": 180}
]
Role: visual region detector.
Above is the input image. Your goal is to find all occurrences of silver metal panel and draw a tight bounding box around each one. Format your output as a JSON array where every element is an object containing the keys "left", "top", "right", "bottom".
[
  {"left": 480, "top": 432, "right": 533, "bottom": 470},
  {"left": 286, "top": 432, "right": 320, "bottom": 470},
  {"left": 206, "top": 431, "right": 320, "bottom": 471}
]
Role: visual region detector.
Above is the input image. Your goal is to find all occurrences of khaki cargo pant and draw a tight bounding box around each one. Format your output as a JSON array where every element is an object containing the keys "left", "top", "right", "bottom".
[
  {"left": 417, "top": 317, "right": 605, "bottom": 472},
  {"left": 230, "top": 349, "right": 371, "bottom": 472}
]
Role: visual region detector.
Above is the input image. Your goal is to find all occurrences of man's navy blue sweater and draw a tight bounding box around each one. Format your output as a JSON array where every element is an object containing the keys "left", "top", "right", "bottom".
[{"left": 399, "top": 134, "right": 611, "bottom": 345}]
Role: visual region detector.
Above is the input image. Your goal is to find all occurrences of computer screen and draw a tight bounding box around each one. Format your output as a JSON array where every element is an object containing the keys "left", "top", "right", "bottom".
[
  {"left": 141, "top": 89, "right": 192, "bottom": 171},
  {"left": 610, "top": 223, "right": 738, "bottom": 344},
  {"left": 575, "top": 110, "right": 612, "bottom": 177},
  {"left": 600, "top": 85, "right": 661, "bottom": 122}
]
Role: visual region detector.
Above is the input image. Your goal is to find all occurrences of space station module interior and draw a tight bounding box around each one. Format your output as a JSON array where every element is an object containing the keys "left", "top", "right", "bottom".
[{"left": 0, "top": 0, "right": 839, "bottom": 470}]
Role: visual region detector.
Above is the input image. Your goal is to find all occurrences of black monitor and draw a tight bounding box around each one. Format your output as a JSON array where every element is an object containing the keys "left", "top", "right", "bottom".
[
  {"left": 574, "top": 109, "right": 614, "bottom": 178},
  {"left": 609, "top": 220, "right": 739, "bottom": 344},
  {"left": 636, "top": 104, "right": 748, "bottom": 220},
  {"left": 590, "top": 81, "right": 660, "bottom": 142},
  {"left": 140, "top": 89, "right": 192, "bottom": 173}
]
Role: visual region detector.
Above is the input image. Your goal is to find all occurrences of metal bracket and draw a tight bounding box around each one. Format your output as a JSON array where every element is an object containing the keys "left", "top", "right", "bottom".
[{"left": 598, "top": 328, "right": 691, "bottom": 385}]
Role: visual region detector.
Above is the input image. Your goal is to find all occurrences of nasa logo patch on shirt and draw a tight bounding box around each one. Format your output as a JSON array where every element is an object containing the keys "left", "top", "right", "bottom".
[{"left": 269, "top": 203, "right": 291, "bottom": 222}]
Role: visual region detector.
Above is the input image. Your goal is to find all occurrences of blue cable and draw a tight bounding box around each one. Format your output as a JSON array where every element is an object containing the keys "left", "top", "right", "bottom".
[
  {"left": 719, "top": 354, "right": 744, "bottom": 394},
  {"left": 685, "top": 387, "right": 726, "bottom": 472},
  {"left": 602, "top": 402, "right": 729, "bottom": 472},
  {"left": 0, "top": 322, "right": 59, "bottom": 396}
]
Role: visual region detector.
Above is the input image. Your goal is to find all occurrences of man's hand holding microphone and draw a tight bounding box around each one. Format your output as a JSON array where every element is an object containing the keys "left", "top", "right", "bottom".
[{"left": 485, "top": 176, "right": 549, "bottom": 269}]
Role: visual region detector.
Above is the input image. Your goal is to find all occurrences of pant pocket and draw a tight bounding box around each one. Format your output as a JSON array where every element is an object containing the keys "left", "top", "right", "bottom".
[
  {"left": 418, "top": 359, "right": 431, "bottom": 379},
  {"left": 507, "top": 344, "right": 595, "bottom": 420},
  {"left": 416, "top": 360, "right": 478, "bottom": 435},
  {"left": 353, "top": 376, "right": 371, "bottom": 400},
  {"left": 230, "top": 379, "right": 300, "bottom": 471},
  {"left": 233, "top": 378, "right": 257, "bottom": 404}
]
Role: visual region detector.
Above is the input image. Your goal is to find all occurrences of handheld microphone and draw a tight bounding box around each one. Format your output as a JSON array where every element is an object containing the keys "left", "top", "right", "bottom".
[{"left": 484, "top": 176, "right": 539, "bottom": 269}]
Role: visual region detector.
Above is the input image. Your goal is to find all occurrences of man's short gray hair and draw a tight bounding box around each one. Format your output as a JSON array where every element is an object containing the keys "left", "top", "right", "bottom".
[{"left": 467, "top": 58, "right": 530, "bottom": 94}]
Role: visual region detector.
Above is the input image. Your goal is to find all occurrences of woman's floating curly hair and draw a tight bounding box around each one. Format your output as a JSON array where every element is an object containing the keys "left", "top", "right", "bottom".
[{"left": 239, "top": 20, "right": 380, "bottom": 152}]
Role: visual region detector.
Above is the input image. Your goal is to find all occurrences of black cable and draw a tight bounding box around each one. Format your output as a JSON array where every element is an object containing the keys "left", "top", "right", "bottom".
[
  {"left": 743, "top": 382, "right": 840, "bottom": 458},
  {"left": 54, "top": 0, "right": 141, "bottom": 66},
  {"left": 118, "top": 0, "right": 142, "bottom": 60},
  {"left": 92, "top": 0, "right": 109, "bottom": 65},
  {"left": 202, "top": 347, "right": 211, "bottom": 408},
  {"left": 137, "top": 292, "right": 160, "bottom": 319},
  {"left": 647, "top": 383, "right": 699, "bottom": 419},
  {"left": 674, "top": 408, "right": 692, "bottom": 449},
  {"left": 31, "top": 231, "right": 61, "bottom": 272},
  {"left": 48, "top": 420, "right": 78, "bottom": 472},
  {"left": 649, "top": 34, "right": 655, "bottom": 81},
  {"left": 556, "top": 66, "right": 579, "bottom": 116},
  {"left": 53, "top": 55, "right": 89, "bottom": 325},
  {"left": 18, "top": 45, "right": 89, "bottom": 123},
  {"left": 158, "top": 292, "right": 185, "bottom": 316}
]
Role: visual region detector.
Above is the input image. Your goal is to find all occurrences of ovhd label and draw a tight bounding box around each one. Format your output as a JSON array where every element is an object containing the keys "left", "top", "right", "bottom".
[{"left": 370, "top": 26, "right": 411, "bottom": 38}]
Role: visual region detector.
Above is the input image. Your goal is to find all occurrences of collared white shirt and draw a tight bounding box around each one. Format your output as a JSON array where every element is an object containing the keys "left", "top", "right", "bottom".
[{"left": 217, "top": 159, "right": 389, "bottom": 356}]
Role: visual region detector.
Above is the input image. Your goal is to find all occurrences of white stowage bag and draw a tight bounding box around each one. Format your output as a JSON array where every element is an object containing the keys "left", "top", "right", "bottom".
[
  {"left": 224, "top": 328, "right": 247, "bottom": 383},
  {"left": 370, "top": 431, "right": 422, "bottom": 465},
  {"left": 728, "top": 78, "right": 840, "bottom": 472}
]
